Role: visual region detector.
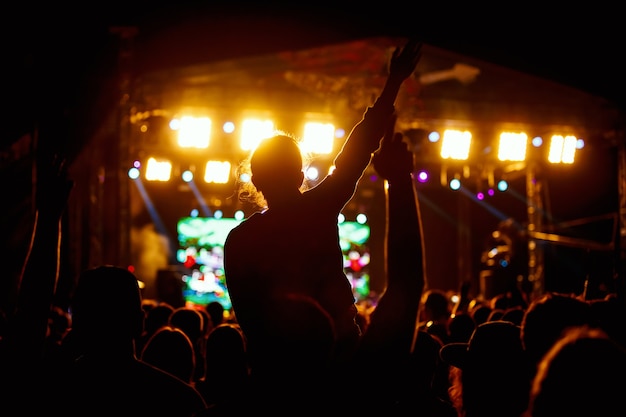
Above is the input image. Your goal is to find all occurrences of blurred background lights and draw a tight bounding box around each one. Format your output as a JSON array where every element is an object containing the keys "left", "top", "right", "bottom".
[
  {"left": 416, "top": 170, "right": 429, "bottom": 183},
  {"left": 441, "top": 129, "right": 471, "bottom": 160},
  {"left": 176, "top": 116, "right": 211, "bottom": 149},
  {"left": 145, "top": 157, "right": 172, "bottom": 181},
  {"left": 223, "top": 121, "right": 235, "bottom": 133},
  {"left": 498, "top": 132, "right": 528, "bottom": 162},
  {"left": 304, "top": 166, "right": 320, "bottom": 181},
  {"left": 128, "top": 167, "right": 140, "bottom": 179},
  {"left": 532, "top": 136, "right": 543, "bottom": 147},
  {"left": 449, "top": 178, "right": 461, "bottom": 190},
  {"left": 301, "top": 122, "right": 334, "bottom": 154},
  {"left": 182, "top": 170, "right": 194, "bottom": 182},
  {"left": 356, "top": 213, "right": 367, "bottom": 224}
]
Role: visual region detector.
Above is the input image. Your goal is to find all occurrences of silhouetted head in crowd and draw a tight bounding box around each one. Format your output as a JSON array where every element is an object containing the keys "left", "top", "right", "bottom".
[
  {"left": 501, "top": 306, "right": 525, "bottom": 326},
  {"left": 70, "top": 265, "right": 144, "bottom": 353},
  {"left": 520, "top": 292, "right": 592, "bottom": 369},
  {"left": 140, "top": 325, "right": 196, "bottom": 384},
  {"left": 420, "top": 289, "right": 451, "bottom": 343},
  {"left": 198, "top": 323, "right": 249, "bottom": 408},
  {"left": 144, "top": 303, "right": 175, "bottom": 335},
  {"left": 441, "top": 320, "right": 532, "bottom": 417},
  {"left": 169, "top": 306, "right": 206, "bottom": 382},
  {"left": 470, "top": 303, "right": 492, "bottom": 326},
  {"left": 526, "top": 326, "right": 626, "bottom": 417},
  {"left": 169, "top": 307, "right": 204, "bottom": 342},
  {"left": 447, "top": 312, "right": 475, "bottom": 343},
  {"left": 54, "top": 266, "right": 208, "bottom": 417},
  {"left": 206, "top": 301, "right": 225, "bottom": 328},
  {"left": 246, "top": 134, "right": 305, "bottom": 209}
]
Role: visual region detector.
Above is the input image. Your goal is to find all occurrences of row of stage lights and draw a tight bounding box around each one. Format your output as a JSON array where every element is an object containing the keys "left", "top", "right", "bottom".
[{"left": 128, "top": 114, "right": 584, "bottom": 196}]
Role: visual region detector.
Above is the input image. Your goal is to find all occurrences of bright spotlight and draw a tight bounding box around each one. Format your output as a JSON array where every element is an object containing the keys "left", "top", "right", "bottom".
[
  {"left": 182, "top": 170, "right": 194, "bottom": 182},
  {"left": 416, "top": 170, "right": 429, "bottom": 183},
  {"left": 305, "top": 166, "right": 320, "bottom": 181},
  {"left": 128, "top": 167, "right": 140, "bottom": 180},
  {"left": 223, "top": 121, "right": 235, "bottom": 134}
]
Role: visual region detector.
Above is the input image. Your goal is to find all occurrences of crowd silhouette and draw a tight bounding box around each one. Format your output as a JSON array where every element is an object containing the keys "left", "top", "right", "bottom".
[{"left": 1, "top": 36, "right": 625, "bottom": 417}]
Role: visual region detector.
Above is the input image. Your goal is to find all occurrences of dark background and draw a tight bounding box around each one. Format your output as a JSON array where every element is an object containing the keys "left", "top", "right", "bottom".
[
  {"left": 2, "top": 1, "right": 624, "bottom": 302},
  {"left": 4, "top": 1, "right": 625, "bottom": 153}
]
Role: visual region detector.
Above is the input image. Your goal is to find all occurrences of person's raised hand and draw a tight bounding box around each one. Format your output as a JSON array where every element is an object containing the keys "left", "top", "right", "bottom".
[
  {"left": 372, "top": 114, "right": 414, "bottom": 182},
  {"left": 388, "top": 38, "right": 422, "bottom": 82}
]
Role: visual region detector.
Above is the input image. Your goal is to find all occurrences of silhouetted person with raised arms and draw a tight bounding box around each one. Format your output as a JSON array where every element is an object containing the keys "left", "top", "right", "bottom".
[{"left": 223, "top": 38, "right": 422, "bottom": 376}]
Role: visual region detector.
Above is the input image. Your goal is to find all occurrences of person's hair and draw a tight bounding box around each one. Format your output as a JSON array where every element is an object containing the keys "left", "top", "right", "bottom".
[{"left": 235, "top": 133, "right": 312, "bottom": 210}]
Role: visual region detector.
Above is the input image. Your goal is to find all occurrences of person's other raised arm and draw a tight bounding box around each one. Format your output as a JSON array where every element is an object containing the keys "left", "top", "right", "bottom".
[
  {"left": 358, "top": 114, "right": 425, "bottom": 353},
  {"left": 11, "top": 151, "right": 73, "bottom": 360},
  {"left": 349, "top": 115, "right": 426, "bottom": 410}
]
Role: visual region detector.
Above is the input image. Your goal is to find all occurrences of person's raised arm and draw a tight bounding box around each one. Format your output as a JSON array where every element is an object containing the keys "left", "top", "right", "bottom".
[
  {"left": 331, "top": 38, "right": 422, "bottom": 190},
  {"left": 375, "top": 38, "right": 423, "bottom": 111},
  {"left": 349, "top": 114, "right": 426, "bottom": 410},
  {"left": 358, "top": 114, "right": 425, "bottom": 353}
]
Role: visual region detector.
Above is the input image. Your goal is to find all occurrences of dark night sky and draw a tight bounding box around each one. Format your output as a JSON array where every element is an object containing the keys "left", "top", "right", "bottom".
[{"left": 5, "top": 1, "right": 626, "bottom": 144}]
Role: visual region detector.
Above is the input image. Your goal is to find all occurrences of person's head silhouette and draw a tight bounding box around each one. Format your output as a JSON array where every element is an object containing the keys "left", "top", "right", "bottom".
[{"left": 249, "top": 134, "right": 304, "bottom": 206}]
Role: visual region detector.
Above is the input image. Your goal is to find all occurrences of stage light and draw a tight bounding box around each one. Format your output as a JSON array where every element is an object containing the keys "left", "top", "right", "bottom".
[
  {"left": 441, "top": 129, "right": 471, "bottom": 161},
  {"left": 175, "top": 116, "right": 211, "bottom": 149},
  {"left": 304, "top": 166, "right": 320, "bottom": 181},
  {"left": 240, "top": 118, "right": 275, "bottom": 151},
  {"left": 145, "top": 157, "right": 172, "bottom": 182},
  {"left": 182, "top": 170, "right": 194, "bottom": 182},
  {"left": 416, "top": 170, "right": 429, "bottom": 183},
  {"left": 128, "top": 167, "right": 140, "bottom": 180},
  {"left": 223, "top": 121, "right": 235, "bottom": 134},
  {"left": 498, "top": 132, "right": 528, "bottom": 162},
  {"left": 204, "top": 161, "right": 231, "bottom": 184},
  {"left": 302, "top": 122, "right": 334, "bottom": 154},
  {"left": 548, "top": 135, "right": 577, "bottom": 164}
]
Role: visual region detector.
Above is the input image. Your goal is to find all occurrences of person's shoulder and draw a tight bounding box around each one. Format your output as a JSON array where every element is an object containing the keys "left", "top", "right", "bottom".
[{"left": 225, "top": 212, "right": 264, "bottom": 242}]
